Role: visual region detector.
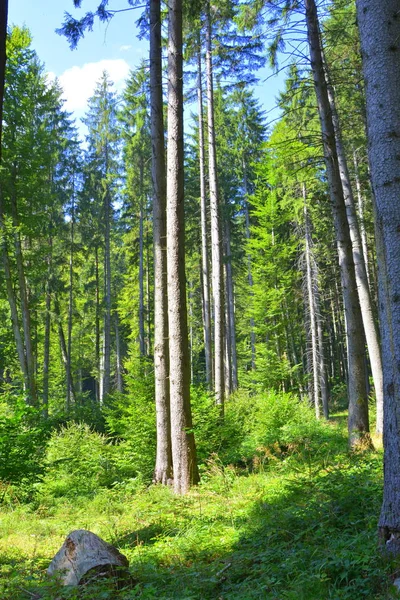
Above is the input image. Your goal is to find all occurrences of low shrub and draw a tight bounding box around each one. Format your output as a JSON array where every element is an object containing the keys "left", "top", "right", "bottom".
[{"left": 38, "top": 422, "right": 115, "bottom": 499}]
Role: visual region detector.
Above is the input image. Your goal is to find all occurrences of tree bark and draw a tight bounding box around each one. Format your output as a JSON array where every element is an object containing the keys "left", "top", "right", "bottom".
[
  {"left": 95, "top": 245, "right": 101, "bottom": 403},
  {"left": 102, "top": 187, "right": 112, "bottom": 401},
  {"left": 9, "top": 165, "right": 36, "bottom": 404},
  {"left": 243, "top": 167, "right": 256, "bottom": 370},
  {"left": 139, "top": 158, "right": 146, "bottom": 356},
  {"left": 305, "top": 0, "right": 371, "bottom": 447},
  {"left": 67, "top": 187, "right": 75, "bottom": 408},
  {"left": 150, "top": 0, "right": 173, "bottom": 485},
  {"left": 167, "top": 0, "right": 199, "bottom": 493},
  {"left": 224, "top": 214, "right": 238, "bottom": 391},
  {"left": 115, "top": 312, "right": 123, "bottom": 393},
  {"left": 325, "top": 74, "right": 384, "bottom": 435},
  {"left": 54, "top": 296, "right": 76, "bottom": 408},
  {"left": 304, "top": 185, "right": 320, "bottom": 419},
  {"left": 356, "top": 0, "right": 400, "bottom": 546},
  {"left": 206, "top": 4, "right": 225, "bottom": 409},
  {"left": 197, "top": 48, "right": 212, "bottom": 388}
]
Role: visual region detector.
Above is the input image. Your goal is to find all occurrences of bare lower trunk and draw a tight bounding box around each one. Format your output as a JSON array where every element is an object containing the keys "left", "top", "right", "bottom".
[
  {"left": 305, "top": 0, "right": 370, "bottom": 447},
  {"left": 54, "top": 296, "right": 76, "bottom": 408},
  {"left": 139, "top": 161, "right": 146, "bottom": 356},
  {"left": 102, "top": 189, "right": 112, "bottom": 400},
  {"left": 95, "top": 246, "right": 100, "bottom": 403},
  {"left": 206, "top": 5, "right": 224, "bottom": 409},
  {"left": 224, "top": 216, "right": 238, "bottom": 392},
  {"left": 43, "top": 249, "right": 52, "bottom": 417},
  {"left": 243, "top": 169, "right": 256, "bottom": 370},
  {"left": 167, "top": 0, "right": 199, "bottom": 493},
  {"left": 197, "top": 49, "right": 212, "bottom": 388},
  {"left": 353, "top": 149, "right": 370, "bottom": 286},
  {"left": 10, "top": 169, "right": 36, "bottom": 404},
  {"left": 115, "top": 312, "right": 123, "bottom": 393},
  {"left": 357, "top": 0, "right": 400, "bottom": 545},
  {"left": 304, "top": 186, "right": 320, "bottom": 419},
  {"left": 67, "top": 192, "right": 75, "bottom": 408},
  {"left": 150, "top": 0, "right": 172, "bottom": 485},
  {"left": 325, "top": 76, "right": 383, "bottom": 435}
]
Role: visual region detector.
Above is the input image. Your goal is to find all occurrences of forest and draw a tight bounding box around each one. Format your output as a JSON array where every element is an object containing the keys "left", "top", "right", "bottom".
[{"left": 1, "top": 0, "right": 400, "bottom": 598}]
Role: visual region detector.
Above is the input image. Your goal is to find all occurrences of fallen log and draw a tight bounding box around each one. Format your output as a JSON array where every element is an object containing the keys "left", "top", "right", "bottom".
[{"left": 47, "top": 529, "right": 129, "bottom": 587}]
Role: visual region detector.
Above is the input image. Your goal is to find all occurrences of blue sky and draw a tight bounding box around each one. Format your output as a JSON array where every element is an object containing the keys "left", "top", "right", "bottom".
[{"left": 8, "top": 0, "right": 284, "bottom": 132}]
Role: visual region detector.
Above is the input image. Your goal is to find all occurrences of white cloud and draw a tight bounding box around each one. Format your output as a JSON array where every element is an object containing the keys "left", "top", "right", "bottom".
[
  {"left": 55, "top": 59, "right": 130, "bottom": 113},
  {"left": 119, "top": 45, "right": 132, "bottom": 52}
]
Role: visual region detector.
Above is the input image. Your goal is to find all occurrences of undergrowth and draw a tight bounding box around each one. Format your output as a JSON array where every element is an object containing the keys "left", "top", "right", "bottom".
[{"left": 0, "top": 392, "right": 397, "bottom": 599}]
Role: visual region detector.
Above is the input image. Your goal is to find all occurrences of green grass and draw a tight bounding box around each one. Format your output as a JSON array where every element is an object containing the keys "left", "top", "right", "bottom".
[{"left": 0, "top": 416, "right": 398, "bottom": 599}]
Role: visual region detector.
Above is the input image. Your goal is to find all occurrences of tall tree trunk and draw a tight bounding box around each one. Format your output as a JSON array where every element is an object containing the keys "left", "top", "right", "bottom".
[
  {"left": 224, "top": 215, "right": 238, "bottom": 391},
  {"left": 314, "top": 268, "right": 329, "bottom": 419},
  {"left": 150, "top": 0, "right": 172, "bottom": 485},
  {"left": 325, "top": 74, "right": 384, "bottom": 435},
  {"left": 9, "top": 166, "right": 36, "bottom": 404},
  {"left": 167, "top": 0, "right": 199, "bottom": 494},
  {"left": 43, "top": 244, "right": 52, "bottom": 417},
  {"left": 206, "top": 5, "right": 224, "bottom": 409},
  {"left": 67, "top": 189, "right": 75, "bottom": 408},
  {"left": 115, "top": 312, "right": 123, "bottom": 393},
  {"left": 139, "top": 159, "right": 146, "bottom": 356},
  {"left": 305, "top": 0, "right": 371, "bottom": 447},
  {"left": 102, "top": 188, "right": 111, "bottom": 401},
  {"left": 353, "top": 149, "right": 370, "bottom": 287},
  {"left": 243, "top": 166, "right": 256, "bottom": 370},
  {"left": 304, "top": 186, "right": 320, "bottom": 419},
  {"left": 197, "top": 48, "right": 212, "bottom": 388},
  {"left": 94, "top": 245, "right": 100, "bottom": 403},
  {"left": 356, "top": 0, "right": 400, "bottom": 547},
  {"left": 54, "top": 296, "right": 76, "bottom": 408}
]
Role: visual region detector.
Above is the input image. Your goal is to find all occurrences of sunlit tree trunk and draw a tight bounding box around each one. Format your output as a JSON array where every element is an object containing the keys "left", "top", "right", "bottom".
[
  {"left": 303, "top": 186, "right": 320, "bottom": 419},
  {"left": 305, "top": 0, "right": 371, "bottom": 447},
  {"left": 325, "top": 74, "right": 383, "bottom": 435},
  {"left": 357, "top": 0, "right": 400, "bottom": 547},
  {"left": 167, "top": 0, "right": 199, "bottom": 493},
  {"left": 206, "top": 5, "right": 224, "bottom": 410},
  {"left": 9, "top": 165, "right": 36, "bottom": 404},
  {"left": 139, "top": 158, "right": 146, "bottom": 356},
  {"left": 150, "top": 0, "right": 172, "bottom": 485},
  {"left": 197, "top": 48, "right": 212, "bottom": 388}
]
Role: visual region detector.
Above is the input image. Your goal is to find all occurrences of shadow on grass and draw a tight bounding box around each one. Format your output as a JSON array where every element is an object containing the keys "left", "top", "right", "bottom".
[{"left": 2, "top": 428, "right": 393, "bottom": 600}]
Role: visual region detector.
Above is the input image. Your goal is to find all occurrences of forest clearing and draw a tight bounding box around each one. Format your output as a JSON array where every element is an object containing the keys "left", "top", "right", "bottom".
[{"left": 1, "top": 0, "right": 400, "bottom": 598}]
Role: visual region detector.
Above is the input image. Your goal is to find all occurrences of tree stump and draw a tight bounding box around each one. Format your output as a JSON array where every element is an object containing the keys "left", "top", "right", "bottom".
[{"left": 47, "top": 529, "right": 129, "bottom": 586}]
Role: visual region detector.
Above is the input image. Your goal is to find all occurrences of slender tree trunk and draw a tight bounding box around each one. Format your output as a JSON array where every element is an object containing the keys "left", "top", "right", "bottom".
[
  {"left": 353, "top": 149, "right": 370, "bottom": 286},
  {"left": 304, "top": 186, "right": 320, "bottom": 418},
  {"left": 167, "top": 0, "right": 199, "bottom": 494},
  {"left": 94, "top": 246, "right": 100, "bottom": 403},
  {"left": 67, "top": 190, "right": 75, "bottom": 408},
  {"left": 314, "top": 270, "right": 329, "bottom": 419},
  {"left": 102, "top": 188, "right": 112, "bottom": 400},
  {"left": 9, "top": 166, "right": 36, "bottom": 404},
  {"left": 43, "top": 247, "right": 52, "bottom": 417},
  {"left": 115, "top": 312, "right": 123, "bottom": 393},
  {"left": 224, "top": 215, "right": 238, "bottom": 391},
  {"left": 197, "top": 48, "right": 212, "bottom": 388},
  {"left": 146, "top": 219, "right": 152, "bottom": 355},
  {"left": 357, "top": 0, "right": 400, "bottom": 547},
  {"left": 54, "top": 296, "right": 76, "bottom": 408},
  {"left": 325, "top": 75, "right": 384, "bottom": 435},
  {"left": 243, "top": 167, "right": 256, "bottom": 370},
  {"left": 206, "top": 5, "right": 224, "bottom": 409},
  {"left": 139, "top": 158, "right": 146, "bottom": 356},
  {"left": 305, "top": 0, "right": 371, "bottom": 448},
  {"left": 150, "top": 0, "right": 172, "bottom": 485}
]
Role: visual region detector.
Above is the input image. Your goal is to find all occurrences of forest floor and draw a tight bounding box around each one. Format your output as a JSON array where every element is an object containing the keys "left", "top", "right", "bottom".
[{"left": 0, "top": 413, "right": 398, "bottom": 600}]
